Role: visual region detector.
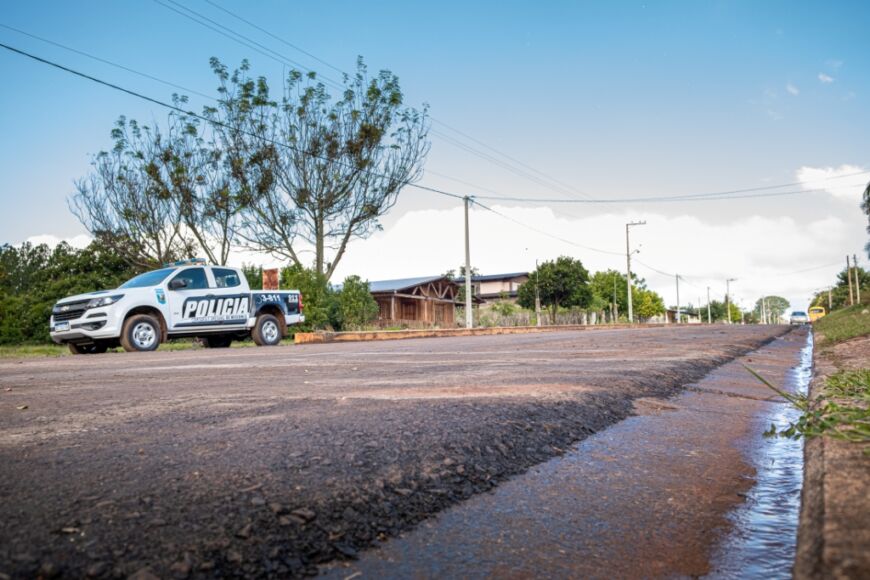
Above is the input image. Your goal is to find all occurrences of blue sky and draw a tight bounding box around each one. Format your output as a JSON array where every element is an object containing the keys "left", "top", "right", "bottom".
[{"left": 1, "top": 1, "right": 868, "bottom": 310}]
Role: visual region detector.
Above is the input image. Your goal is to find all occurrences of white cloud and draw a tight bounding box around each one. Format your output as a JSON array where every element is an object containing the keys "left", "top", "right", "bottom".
[
  {"left": 24, "top": 234, "right": 92, "bottom": 249},
  {"left": 818, "top": 73, "right": 834, "bottom": 84},
  {"left": 329, "top": 205, "right": 860, "bottom": 312},
  {"left": 796, "top": 164, "right": 868, "bottom": 200},
  {"left": 826, "top": 59, "right": 843, "bottom": 69},
  {"left": 786, "top": 83, "right": 799, "bottom": 95}
]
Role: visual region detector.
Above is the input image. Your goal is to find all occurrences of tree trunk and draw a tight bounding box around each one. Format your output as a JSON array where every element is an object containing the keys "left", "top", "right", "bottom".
[{"left": 314, "top": 213, "right": 325, "bottom": 277}]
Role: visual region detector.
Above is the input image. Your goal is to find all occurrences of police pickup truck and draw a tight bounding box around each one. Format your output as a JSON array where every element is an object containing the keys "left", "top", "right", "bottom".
[{"left": 49, "top": 259, "right": 304, "bottom": 354}]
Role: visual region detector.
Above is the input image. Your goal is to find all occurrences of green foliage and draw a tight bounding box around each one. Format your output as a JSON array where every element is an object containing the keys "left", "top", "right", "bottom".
[
  {"left": 490, "top": 301, "right": 517, "bottom": 317},
  {"left": 750, "top": 366, "right": 870, "bottom": 452},
  {"left": 633, "top": 288, "right": 666, "bottom": 319},
  {"left": 279, "top": 264, "right": 335, "bottom": 331},
  {"left": 0, "top": 241, "right": 138, "bottom": 344},
  {"left": 241, "top": 264, "right": 263, "bottom": 290},
  {"left": 812, "top": 267, "right": 869, "bottom": 311},
  {"left": 588, "top": 269, "right": 645, "bottom": 316},
  {"left": 705, "top": 299, "right": 741, "bottom": 323},
  {"left": 335, "top": 275, "right": 378, "bottom": 329},
  {"left": 517, "top": 256, "right": 591, "bottom": 324},
  {"left": 864, "top": 180, "right": 870, "bottom": 258},
  {"left": 814, "top": 304, "right": 870, "bottom": 346},
  {"left": 754, "top": 295, "right": 790, "bottom": 321}
]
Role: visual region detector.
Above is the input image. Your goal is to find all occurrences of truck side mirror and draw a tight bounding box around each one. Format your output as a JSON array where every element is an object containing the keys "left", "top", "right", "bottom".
[{"left": 168, "top": 279, "right": 187, "bottom": 290}]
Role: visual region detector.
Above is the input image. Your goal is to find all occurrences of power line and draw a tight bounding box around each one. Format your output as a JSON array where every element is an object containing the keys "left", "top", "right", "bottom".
[
  {"left": 151, "top": 0, "right": 345, "bottom": 91},
  {"left": 471, "top": 200, "right": 624, "bottom": 257},
  {"left": 473, "top": 187, "right": 836, "bottom": 204},
  {"left": 153, "top": 0, "right": 596, "bottom": 203},
  {"left": 202, "top": 0, "right": 347, "bottom": 77},
  {"left": 200, "top": 0, "right": 586, "bottom": 202},
  {"left": 0, "top": 23, "right": 217, "bottom": 102},
  {"left": 1, "top": 39, "right": 859, "bottom": 304},
  {"left": 0, "top": 41, "right": 466, "bottom": 203}
]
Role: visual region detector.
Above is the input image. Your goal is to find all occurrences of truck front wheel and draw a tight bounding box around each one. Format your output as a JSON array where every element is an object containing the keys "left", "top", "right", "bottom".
[
  {"left": 120, "top": 314, "right": 161, "bottom": 352},
  {"left": 252, "top": 314, "right": 282, "bottom": 346}
]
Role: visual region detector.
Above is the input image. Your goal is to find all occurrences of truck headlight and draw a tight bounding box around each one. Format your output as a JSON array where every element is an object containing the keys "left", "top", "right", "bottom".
[{"left": 86, "top": 294, "right": 124, "bottom": 309}]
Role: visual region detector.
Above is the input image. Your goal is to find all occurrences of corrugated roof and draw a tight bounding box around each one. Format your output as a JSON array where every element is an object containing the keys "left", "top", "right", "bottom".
[
  {"left": 451, "top": 272, "right": 529, "bottom": 283},
  {"left": 368, "top": 275, "right": 451, "bottom": 293}
]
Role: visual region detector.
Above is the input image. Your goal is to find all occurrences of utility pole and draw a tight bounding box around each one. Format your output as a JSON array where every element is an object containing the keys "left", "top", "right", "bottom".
[
  {"left": 534, "top": 259, "right": 542, "bottom": 327},
  {"left": 854, "top": 254, "right": 862, "bottom": 303},
  {"left": 625, "top": 221, "right": 646, "bottom": 323},
  {"left": 675, "top": 274, "right": 681, "bottom": 324},
  {"left": 761, "top": 296, "right": 766, "bottom": 325},
  {"left": 725, "top": 278, "right": 737, "bottom": 324},
  {"left": 828, "top": 287, "right": 833, "bottom": 310},
  {"left": 847, "top": 255, "right": 854, "bottom": 306},
  {"left": 706, "top": 286, "right": 712, "bottom": 324},
  {"left": 464, "top": 196, "right": 473, "bottom": 329}
]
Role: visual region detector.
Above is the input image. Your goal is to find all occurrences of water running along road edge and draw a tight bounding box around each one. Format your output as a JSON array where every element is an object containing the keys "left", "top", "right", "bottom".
[{"left": 324, "top": 328, "right": 809, "bottom": 579}]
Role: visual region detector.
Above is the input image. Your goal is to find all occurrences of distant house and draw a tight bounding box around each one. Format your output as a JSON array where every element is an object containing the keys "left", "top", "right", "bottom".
[
  {"left": 453, "top": 272, "right": 530, "bottom": 303},
  {"left": 663, "top": 309, "right": 701, "bottom": 324},
  {"left": 369, "top": 276, "right": 462, "bottom": 326}
]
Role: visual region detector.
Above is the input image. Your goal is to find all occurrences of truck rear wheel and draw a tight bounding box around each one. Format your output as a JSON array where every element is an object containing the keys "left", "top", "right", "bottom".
[
  {"left": 120, "top": 314, "right": 161, "bottom": 352},
  {"left": 68, "top": 342, "right": 108, "bottom": 355},
  {"left": 252, "top": 314, "right": 282, "bottom": 346}
]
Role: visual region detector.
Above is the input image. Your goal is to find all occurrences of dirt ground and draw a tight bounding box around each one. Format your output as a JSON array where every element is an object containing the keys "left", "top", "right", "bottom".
[{"left": 0, "top": 325, "right": 787, "bottom": 578}]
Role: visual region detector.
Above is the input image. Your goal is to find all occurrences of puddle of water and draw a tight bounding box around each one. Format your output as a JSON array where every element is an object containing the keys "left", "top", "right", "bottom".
[{"left": 708, "top": 331, "right": 813, "bottom": 578}]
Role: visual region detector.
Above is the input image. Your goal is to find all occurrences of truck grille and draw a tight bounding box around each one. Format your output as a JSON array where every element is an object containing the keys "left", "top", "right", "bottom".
[{"left": 52, "top": 299, "right": 89, "bottom": 322}]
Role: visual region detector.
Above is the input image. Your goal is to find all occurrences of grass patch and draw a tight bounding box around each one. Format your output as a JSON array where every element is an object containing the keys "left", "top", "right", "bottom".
[
  {"left": 0, "top": 337, "right": 292, "bottom": 358},
  {"left": 747, "top": 365, "right": 870, "bottom": 452},
  {"left": 0, "top": 344, "right": 69, "bottom": 358},
  {"left": 814, "top": 303, "right": 870, "bottom": 346}
]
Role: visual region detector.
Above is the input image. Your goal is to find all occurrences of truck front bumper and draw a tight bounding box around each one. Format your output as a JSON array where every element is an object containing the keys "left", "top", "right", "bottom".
[{"left": 50, "top": 306, "right": 125, "bottom": 344}]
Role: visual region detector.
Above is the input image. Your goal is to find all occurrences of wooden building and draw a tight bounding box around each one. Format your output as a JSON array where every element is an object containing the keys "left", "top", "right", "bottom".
[
  {"left": 454, "top": 272, "right": 530, "bottom": 303},
  {"left": 369, "top": 276, "right": 461, "bottom": 326}
]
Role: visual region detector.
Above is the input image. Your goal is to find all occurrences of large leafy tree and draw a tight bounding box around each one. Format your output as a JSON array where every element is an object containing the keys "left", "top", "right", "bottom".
[
  {"left": 518, "top": 256, "right": 591, "bottom": 324},
  {"left": 214, "top": 57, "right": 430, "bottom": 280},
  {"left": 71, "top": 96, "right": 253, "bottom": 267},
  {"left": 588, "top": 269, "right": 646, "bottom": 318},
  {"left": 754, "top": 295, "right": 790, "bottom": 322},
  {"left": 70, "top": 116, "right": 192, "bottom": 268}
]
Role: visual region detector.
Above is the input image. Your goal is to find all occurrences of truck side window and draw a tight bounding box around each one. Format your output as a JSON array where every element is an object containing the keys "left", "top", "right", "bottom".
[
  {"left": 171, "top": 268, "right": 208, "bottom": 290},
  {"left": 213, "top": 268, "right": 241, "bottom": 288}
]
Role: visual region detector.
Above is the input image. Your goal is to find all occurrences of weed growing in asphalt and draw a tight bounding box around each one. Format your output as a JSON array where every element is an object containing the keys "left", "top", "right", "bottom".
[{"left": 745, "top": 365, "right": 870, "bottom": 454}]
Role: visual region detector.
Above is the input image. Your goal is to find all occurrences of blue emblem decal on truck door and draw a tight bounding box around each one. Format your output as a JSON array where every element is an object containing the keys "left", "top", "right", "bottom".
[{"left": 155, "top": 289, "right": 166, "bottom": 304}]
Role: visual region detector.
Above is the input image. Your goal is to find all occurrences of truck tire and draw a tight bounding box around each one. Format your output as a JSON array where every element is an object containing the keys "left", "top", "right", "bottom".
[
  {"left": 204, "top": 335, "right": 233, "bottom": 348},
  {"left": 120, "top": 314, "right": 161, "bottom": 352},
  {"left": 68, "top": 342, "right": 108, "bottom": 355},
  {"left": 252, "top": 314, "right": 282, "bottom": 346}
]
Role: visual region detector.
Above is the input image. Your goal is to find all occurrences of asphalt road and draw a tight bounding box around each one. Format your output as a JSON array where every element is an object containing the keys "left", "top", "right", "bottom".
[{"left": 0, "top": 325, "right": 788, "bottom": 578}]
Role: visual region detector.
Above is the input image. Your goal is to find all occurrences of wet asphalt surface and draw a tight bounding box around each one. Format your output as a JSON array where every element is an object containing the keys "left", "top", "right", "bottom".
[
  {"left": 323, "top": 328, "right": 808, "bottom": 579},
  {"left": 0, "top": 325, "right": 789, "bottom": 578}
]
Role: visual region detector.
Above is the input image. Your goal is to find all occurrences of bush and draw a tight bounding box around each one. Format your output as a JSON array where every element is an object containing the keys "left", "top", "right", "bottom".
[
  {"left": 280, "top": 265, "right": 336, "bottom": 331},
  {"left": 0, "top": 241, "right": 137, "bottom": 344},
  {"left": 335, "top": 275, "right": 378, "bottom": 330}
]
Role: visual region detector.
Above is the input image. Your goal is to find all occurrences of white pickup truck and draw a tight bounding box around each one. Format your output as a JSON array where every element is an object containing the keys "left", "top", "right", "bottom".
[{"left": 49, "top": 259, "right": 304, "bottom": 354}]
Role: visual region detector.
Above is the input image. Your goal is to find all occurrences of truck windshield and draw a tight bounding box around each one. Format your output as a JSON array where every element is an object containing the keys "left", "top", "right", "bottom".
[{"left": 119, "top": 268, "right": 176, "bottom": 289}]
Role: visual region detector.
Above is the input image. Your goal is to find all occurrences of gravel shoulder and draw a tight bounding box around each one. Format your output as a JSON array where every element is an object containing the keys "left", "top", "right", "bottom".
[{"left": 0, "top": 325, "right": 787, "bottom": 578}]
